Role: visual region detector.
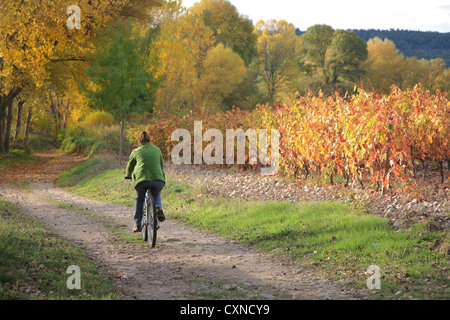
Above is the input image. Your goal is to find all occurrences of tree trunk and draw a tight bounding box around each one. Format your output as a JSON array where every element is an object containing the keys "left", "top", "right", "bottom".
[
  {"left": 3, "top": 98, "right": 13, "bottom": 152},
  {"left": 48, "top": 89, "right": 61, "bottom": 131},
  {"left": 119, "top": 113, "right": 124, "bottom": 165},
  {"left": 24, "top": 106, "right": 33, "bottom": 153},
  {"left": 381, "top": 125, "right": 393, "bottom": 196},
  {"left": 190, "top": 83, "right": 194, "bottom": 113},
  {"left": 0, "top": 87, "right": 22, "bottom": 152},
  {"left": 63, "top": 99, "right": 70, "bottom": 129},
  {"left": 410, "top": 145, "right": 415, "bottom": 179},
  {"left": 0, "top": 114, "right": 4, "bottom": 153},
  {"left": 14, "top": 100, "right": 24, "bottom": 144}
]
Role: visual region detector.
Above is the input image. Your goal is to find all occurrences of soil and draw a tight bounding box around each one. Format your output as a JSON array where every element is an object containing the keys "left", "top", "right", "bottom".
[{"left": 0, "top": 152, "right": 373, "bottom": 300}]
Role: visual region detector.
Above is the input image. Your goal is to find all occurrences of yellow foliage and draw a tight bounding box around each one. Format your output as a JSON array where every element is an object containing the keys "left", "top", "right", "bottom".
[
  {"left": 83, "top": 110, "right": 116, "bottom": 128},
  {"left": 195, "top": 43, "right": 247, "bottom": 110}
]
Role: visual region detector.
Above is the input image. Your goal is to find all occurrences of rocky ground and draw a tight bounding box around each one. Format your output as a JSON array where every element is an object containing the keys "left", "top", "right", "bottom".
[{"left": 165, "top": 163, "right": 449, "bottom": 234}]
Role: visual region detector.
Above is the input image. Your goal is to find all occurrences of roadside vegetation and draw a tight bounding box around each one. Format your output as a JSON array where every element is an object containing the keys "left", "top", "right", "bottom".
[
  {"left": 0, "top": 149, "right": 40, "bottom": 171},
  {"left": 57, "top": 157, "right": 449, "bottom": 300},
  {"left": 0, "top": 199, "right": 121, "bottom": 300}
]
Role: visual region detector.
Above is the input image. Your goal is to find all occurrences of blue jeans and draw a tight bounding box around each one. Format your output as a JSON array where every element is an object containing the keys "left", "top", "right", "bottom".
[{"left": 134, "top": 180, "right": 165, "bottom": 227}]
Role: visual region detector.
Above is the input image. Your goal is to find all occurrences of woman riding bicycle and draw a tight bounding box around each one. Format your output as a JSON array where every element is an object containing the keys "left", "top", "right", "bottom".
[{"left": 126, "top": 131, "right": 165, "bottom": 232}]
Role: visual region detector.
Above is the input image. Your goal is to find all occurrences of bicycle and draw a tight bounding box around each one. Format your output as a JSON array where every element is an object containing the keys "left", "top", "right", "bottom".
[
  {"left": 141, "top": 189, "right": 159, "bottom": 247},
  {"left": 125, "top": 177, "right": 159, "bottom": 247}
]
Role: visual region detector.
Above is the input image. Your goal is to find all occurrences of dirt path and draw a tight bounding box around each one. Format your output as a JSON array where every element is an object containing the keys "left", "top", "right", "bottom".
[{"left": 0, "top": 152, "right": 366, "bottom": 300}]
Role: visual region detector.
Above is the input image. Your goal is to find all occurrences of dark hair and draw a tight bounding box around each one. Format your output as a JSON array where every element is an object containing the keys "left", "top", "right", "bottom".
[{"left": 138, "top": 131, "right": 150, "bottom": 145}]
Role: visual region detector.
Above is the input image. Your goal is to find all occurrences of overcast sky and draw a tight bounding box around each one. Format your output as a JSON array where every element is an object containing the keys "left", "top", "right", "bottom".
[{"left": 181, "top": 0, "right": 450, "bottom": 32}]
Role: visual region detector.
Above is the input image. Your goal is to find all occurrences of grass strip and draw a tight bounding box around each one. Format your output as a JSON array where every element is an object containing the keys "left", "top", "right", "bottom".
[
  {"left": 0, "top": 199, "right": 121, "bottom": 300},
  {"left": 0, "top": 149, "right": 40, "bottom": 171}
]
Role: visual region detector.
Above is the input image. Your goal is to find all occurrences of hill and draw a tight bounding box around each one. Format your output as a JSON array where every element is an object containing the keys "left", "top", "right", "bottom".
[{"left": 296, "top": 28, "right": 450, "bottom": 66}]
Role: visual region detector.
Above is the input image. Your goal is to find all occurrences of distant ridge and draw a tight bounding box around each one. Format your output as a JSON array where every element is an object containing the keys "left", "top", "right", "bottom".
[{"left": 295, "top": 28, "right": 450, "bottom": 66}]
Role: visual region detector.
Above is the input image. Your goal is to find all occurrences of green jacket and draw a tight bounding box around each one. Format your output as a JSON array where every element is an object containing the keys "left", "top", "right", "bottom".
[{"left": 126, "top": 142, "right": 165, "bottom": 188}]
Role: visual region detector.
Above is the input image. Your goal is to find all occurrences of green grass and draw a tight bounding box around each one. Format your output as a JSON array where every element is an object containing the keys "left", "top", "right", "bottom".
[
  {"left": 58, "top": 125, "right": 131, "bottom": 158},
  {"left": 57, "top": 155, "right": 121, "bottom": 188},
  {"left": 59, "top": 158, "right": 450, "bottom": 300},
  {"left": 0, "top": 199, "right": 122, "bottom": 300},
  {"left": 60, "top": 167, "right": 133, "bottom": 206},
  {"left": 0, "top": 149, "right": 40, "bottom": 171},
  {"left": 26, "top": 134, "right": 59, "bottom": 152},
  {"left": 162, "top": 185, "right": 448, "bottom": 299}
]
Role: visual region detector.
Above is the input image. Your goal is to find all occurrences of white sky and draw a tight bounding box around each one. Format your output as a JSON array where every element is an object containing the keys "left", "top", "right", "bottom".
[{"left": 181, "top": 0, "right": 450, "bottom": 32}]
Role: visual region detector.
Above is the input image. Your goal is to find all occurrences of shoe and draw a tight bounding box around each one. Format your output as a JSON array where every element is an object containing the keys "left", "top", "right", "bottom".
[
  {"left": 133, "top": 226, "right": 141, "bottom": 233},
  {"left": 156, "top": 207, "right": 165, "bottom": 222}
]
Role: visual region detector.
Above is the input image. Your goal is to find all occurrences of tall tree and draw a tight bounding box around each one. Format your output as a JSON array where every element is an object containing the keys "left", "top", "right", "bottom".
[
  {"left": 84, "top": 18, "right": 157, "bottom": 164},
  {"left": 300, "top": 24, "right": 335, "bottom": 75},
  {"left": 435, "top": 68, "right": 450, "bottom": 92},
  {"left": 195, "top": 43, "right": 246, "bottom": 110},
  {"left": 0, "top": 0, "right": 159, "bottom": 153},
  {"left": 255, "top": 19, "right": 302, "bottom": 102},
  {"left": 152, "top": 35, "right": 196, "bottom": 114},
  {"left": 423, "top": 58, "right": 447, "bottom": 92},
  {"left": 152, "top": 15, "right": 215, "bottom": 113},
  {"left": 188, "top": 0, "right": 257, "bottom": 66},
  {"left": 324, "top": 30, "right": 368, "bottom": 89},
  {"left": 177, "top": 16, "right": 216, "bottom": 79},
  {"left": 363, "top": 37, "right": 407, "bottom": 93}
]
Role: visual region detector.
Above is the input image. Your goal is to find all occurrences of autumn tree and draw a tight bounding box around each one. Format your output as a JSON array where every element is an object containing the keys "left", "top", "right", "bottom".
[
  {"left": 0, "top": 0, "right": 159, "bottom": 153},
  {"left": 435, "top": 68, "right": 450, "bottom": 91},
  {"left": 147, "top": 0, "right": 187, "bottom": 30},
  {"left": 300, "top": 24, "right": 334, "bottom": 75},
  {"left": 417, "top": 58, "right": 446, "bottom": 92},
  {"left": 195, "top": 43, "right": 246, "bottom": 110},
  {"left": 324, "top": 30, "right": 368, "bottom": 92},
  {"left": 255, "top": 19, "right": 302, "bottom": 102},
  {"left": 362, "top": 37, "right": 407, "bottom": 93},
  {"left": 187, "top": 0, "right": 259, "bottom": 109},
  {"left": 151, "top": 35, "right": 196, "bottom": 114},
  {"left": 0, "top": 0, "right": 82, "bottom": 152},
  {"left": 188, "top": 0, "right": 257, "bottom": 66},
  {"left": 84, "top": 18, "right": 157, "bottom": 164},
  {"left": 152, "top": 7, "right": 249, "bottom": 113},
  {"left": 146, "top": 1, "right": 192, "bottom": 114},
  {"left": 152, "top": 15, "right": 215, "bottom": 113},
  {"left": 403, "top": 57, "right": 431, "bottom": 90}
]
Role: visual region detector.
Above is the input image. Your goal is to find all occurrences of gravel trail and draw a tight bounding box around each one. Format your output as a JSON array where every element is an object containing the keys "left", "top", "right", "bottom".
[{"left": 0, "top": 152, "right": 367, "bottom": 300}]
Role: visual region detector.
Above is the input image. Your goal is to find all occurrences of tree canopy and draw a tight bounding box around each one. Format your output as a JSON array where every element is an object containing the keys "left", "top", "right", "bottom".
[
  {"left": 1, "top": 0, "right": 448, "bottom": 156},
  {"left": 84, "top": 18, "right": 157, "bottom": 164},
  {"left": 188, "top": 0, "right": 257, "bottom": 66},
  {"left": 255, "top": 19, "right": 302, "bottom": 102}
]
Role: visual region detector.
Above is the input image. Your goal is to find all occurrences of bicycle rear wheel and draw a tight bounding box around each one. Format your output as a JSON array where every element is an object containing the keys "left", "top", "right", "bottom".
[
  {"left": 141, "top": 193, "right": 149, "bottom": 242},
  {"left": 146, "top": 195, "right": 158, "bottom": 247}
]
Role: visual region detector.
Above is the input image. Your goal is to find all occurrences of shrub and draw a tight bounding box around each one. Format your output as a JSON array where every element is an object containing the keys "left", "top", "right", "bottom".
[
  {"left": 83, "top": 110, "right": 116, "bottom": 128},
  {"left": 60, "top": 125, "right": 130, "bottom": 158}
]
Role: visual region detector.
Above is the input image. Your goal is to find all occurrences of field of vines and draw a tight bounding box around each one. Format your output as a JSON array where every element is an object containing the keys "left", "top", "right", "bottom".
[{"left": 131, "top": 85, "right": 449, "bottom": 194}]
